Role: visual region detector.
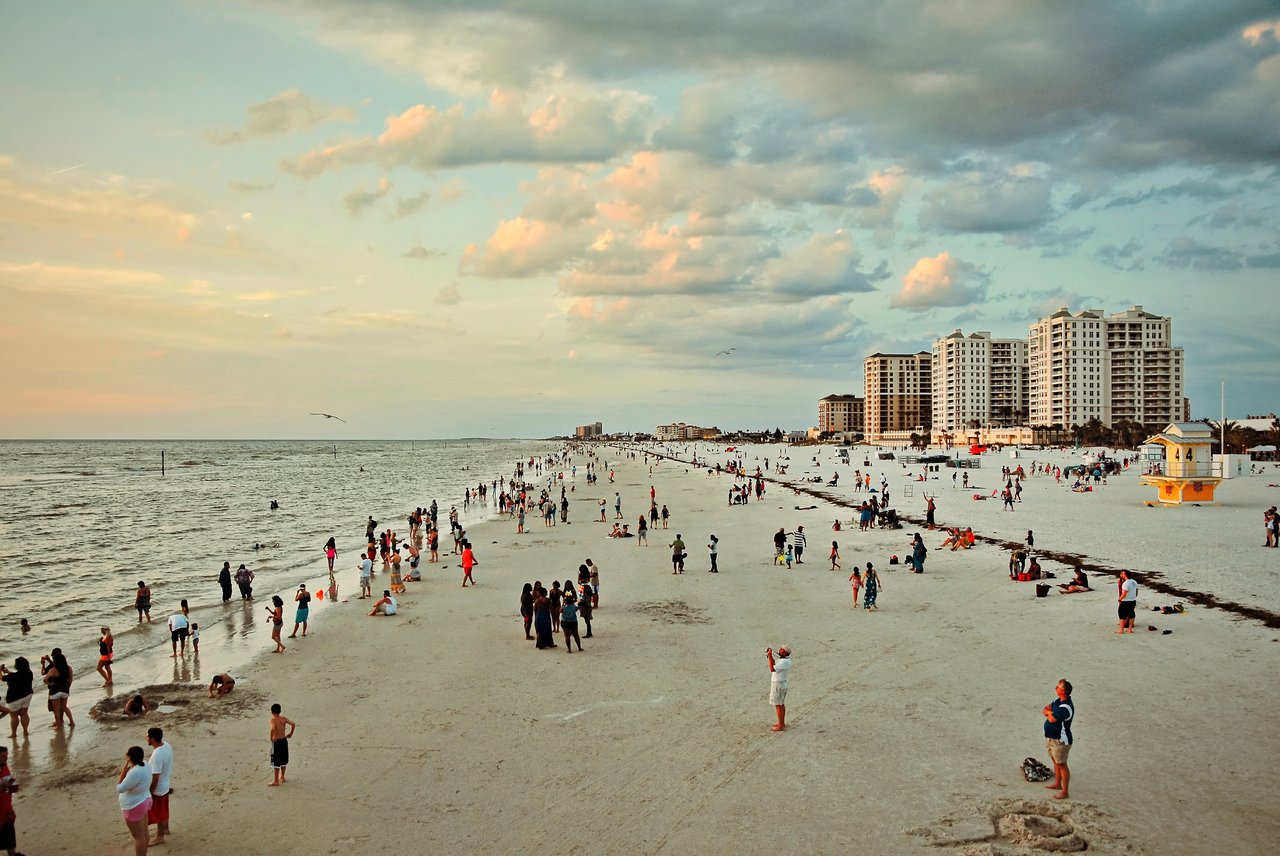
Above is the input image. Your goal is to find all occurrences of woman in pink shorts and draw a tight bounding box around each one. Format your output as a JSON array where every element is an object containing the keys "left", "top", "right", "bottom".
[{"left": 116, "top": 745, "right": 152, "bottom": 855}]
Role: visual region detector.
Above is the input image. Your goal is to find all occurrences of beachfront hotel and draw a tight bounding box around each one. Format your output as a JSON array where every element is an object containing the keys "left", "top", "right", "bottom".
[
  {"left": 931, "top": 330, "right": 1029, "bottom": 436},
  {"left": 655, "top": 422, "right": 719, "bottom": 441},
  {"left": 863, "top": 352, "right": 932, "bottom": 442},
  {"left": 1028, "top": 305, "right": 1184, "bottom": 429},
  {"left": 818, "top": 394, "right": 865, "bottom": 435},
  {"left": 575, "top": 422, "right": 603, "bottom": 439}
]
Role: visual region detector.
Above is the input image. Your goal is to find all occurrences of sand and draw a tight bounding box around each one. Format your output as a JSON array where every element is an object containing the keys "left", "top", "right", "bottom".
[{"left": 7, "top": 443, "right": 1279, "bottom": 855}]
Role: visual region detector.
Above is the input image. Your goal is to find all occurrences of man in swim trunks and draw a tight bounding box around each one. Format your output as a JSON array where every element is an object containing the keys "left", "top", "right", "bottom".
[
  {"left": 1042, "top": 679, "right": 1074, "bottom": 799},
  {"left": 135, "top": 581, "right": 152, "bottom": 624},
  {"left": 1117, "top": 570, "right": 1137, "bottom": 634},
  {"left": 268, "top": 703, "right": 296, "bottom": 786}
]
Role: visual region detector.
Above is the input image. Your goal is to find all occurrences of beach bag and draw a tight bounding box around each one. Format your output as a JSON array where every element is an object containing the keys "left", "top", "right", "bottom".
[
  {"left": 889, "top": 555, "right": 899, "bottom": 565},
  {"left": 1035, "top": 584, "right": 1051, "bottom": 598},
  {"left": 1022, "top": 757, "right": 1053, "bottom": 782},
  {"left": 1018, "top": 572, "right": 1031, "bottom": 582}
]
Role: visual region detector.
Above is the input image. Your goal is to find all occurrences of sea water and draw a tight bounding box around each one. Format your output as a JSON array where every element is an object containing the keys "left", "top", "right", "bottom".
[{"left": 0, "top": 439, "right": 559, "bottom": 681}]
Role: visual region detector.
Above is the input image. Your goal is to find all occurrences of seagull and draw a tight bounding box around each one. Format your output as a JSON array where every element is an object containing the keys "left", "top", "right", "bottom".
[
  {"left": 310, "top": 412, "right": 347, "bottom": 423},
  {"left": 715, "top": 348, "right": 736, "bottom": 356}
]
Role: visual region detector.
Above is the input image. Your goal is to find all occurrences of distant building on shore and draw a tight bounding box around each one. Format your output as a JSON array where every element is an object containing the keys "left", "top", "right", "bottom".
[
  {"left": 818, "top": 394, "right": 864, "bottom": 435},
  {"left": 1028, "top": 305, "right": 1183, "bottom": 429},
  {"left": 655, "top": 422, "right": 719, "bottom": 441},
  {"left": 574, "top": 422, "right": 603, "bottom": 439},
  {"left": 863, "top": 352, "right": 932, "bottom": 442},
  {"left": 931, "top": 330, "right": 1029, "bottom": 437}
]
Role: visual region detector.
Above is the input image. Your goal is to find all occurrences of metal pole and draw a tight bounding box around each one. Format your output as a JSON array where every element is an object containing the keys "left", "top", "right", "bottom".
[{"left": 161, "top": 450, "right": 165, "bottom": 477}]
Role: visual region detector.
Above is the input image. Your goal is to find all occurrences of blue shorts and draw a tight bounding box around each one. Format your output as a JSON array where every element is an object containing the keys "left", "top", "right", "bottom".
[{"left": 295, "top": 608, "right": 309, "bottom": 622}]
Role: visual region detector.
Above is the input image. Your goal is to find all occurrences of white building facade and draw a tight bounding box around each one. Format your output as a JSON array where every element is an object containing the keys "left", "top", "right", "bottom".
[{"left": 931, "top": 330, "right": 1028, "bottom": 434}]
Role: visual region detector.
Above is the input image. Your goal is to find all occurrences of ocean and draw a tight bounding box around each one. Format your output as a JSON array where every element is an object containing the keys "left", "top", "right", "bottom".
[{"left": 0, "top": 439, "right": 560, "bottom": 687}]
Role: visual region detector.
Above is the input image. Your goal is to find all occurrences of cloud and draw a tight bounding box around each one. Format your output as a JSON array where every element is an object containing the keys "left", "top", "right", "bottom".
[
  {"left": 282, "top": 89, "right": 655, "bottom": 177},
  {"left": 1095, "top": 239, "right": 1145, "bottom": 271},
  {"left": 0, "top": 261, "right": 166, "bottom": 289},
  {"left": 758, "top": 231, "right": 883, "bottom": 299},
  {"left": 403, "top": 245, "right": 443, "bottom": 260},
  {"left": 890, "top": 251, "right": 988, "bottom": 310},
  {"left": 1002, "top": 224, "right": 1095, "bottom": 259},
  {"left": 436, "top": 284, "right": 461, "bottom": 304},
  {"left": 1154, "top": 236, "right": 1280, "bottom": 270},
  {"left": 394, "top": 190, "right": 431, "bottom": 218},
  {"left": 228, "top": 178, "right": 276, "bottom": 193},
  {"left": 919, "top": 171, "right": 1052, "bottom": 233},
  {"left": 207, "top": 89, "right": 358, "bottom": 145},
  {"left": 1104, "top": 176, "right": 1242, "bottom": 208},
  {"left": 342, "top": 177, "right": 392, "bottom": 215}
]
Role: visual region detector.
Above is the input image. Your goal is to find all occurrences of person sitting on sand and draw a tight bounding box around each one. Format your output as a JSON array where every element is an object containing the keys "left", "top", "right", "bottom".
[
  {"left": 939, "top": 527, "right": 962, "bottom": 549},
  {"left": 123, "top": 694, "right": 148, "bottom": 717},
  {"left": 209, "top": 674, "right": 236, "bottom": 697},
  {"left": 1058, "top": 569, "right": 1090, "bottom": 594},
  {"left": 368, "top": 590, "right": 398, "bottom": 616},
  {"left": 619, "top": 524, "right": 634, "bottom": 538},
  {"left": 608, "top": 523, "right": 623, "bottom": 538}
]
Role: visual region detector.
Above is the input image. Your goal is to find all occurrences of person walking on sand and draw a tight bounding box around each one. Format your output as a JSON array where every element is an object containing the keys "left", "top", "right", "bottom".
[
  {"left": 849, "top": 568, "right": 862, "bottom": 608},
  {"left": 97, "top": 626, "right": 114, "bottom": 685},
  {"left": 661, "top": 504, "right": 670, "bottom": 529},
  {"left": 789, "top": 525, "right": 807, "bottom": 563},
  {"left": 266, "top": 596, "right": 285, "bottom": 653},
  {"left": 116, "top": 745, "right": 151, "bottom": 856},
  {"left": 766, "top": 646, "right": 791, "bottom": 732},
  {"left": 1041, "top": 679, "right": 1075, "bottom": 800},
  {"left": 461, "top": 541, "right": 478, "bottom": 586},
  {"left": 670, "top": 534, "right": 686, "bottom": 574},
  {"left": 708, "top": 535, "right": 719, "bottom": 573},
  {"left": 614, "top": 492, "right": 623, "bottom": 519},
  {"left": 637, "top": 514, "right": 648, "bottom": 545},
  {"left": 862, "top": 562, "right": 881, "bottom": 611},
  {"left": 145, "top": 727, "right": 172, "bottom": 846},
  {"left": 829, "top": 541, "right": 841, "bottom": 571},
  {"left": 234, "top": 564, "right": 254, "bottom": 600},
  {"left": 288, "top": 584, "right": 310, "bottom": 638},
  {"left": 135, "top": 581, "right": 152, "bottom": 624},
  {"left": 218, "top": 561, "right": 233, "bottom": 603},
  {"left": 324, "top": 537, "right": 337, "bottom": 573},
  {"left": 1116, "top": 570, "right": 1137, "bottom": 634},
  {"left": 268, "top": 704, "right": 296, "bottom": 786}
]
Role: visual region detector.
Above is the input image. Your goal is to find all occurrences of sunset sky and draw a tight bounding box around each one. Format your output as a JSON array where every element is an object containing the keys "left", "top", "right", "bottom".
[{"left": 1, "top": 1, "right": 1277, "bottom": 438}]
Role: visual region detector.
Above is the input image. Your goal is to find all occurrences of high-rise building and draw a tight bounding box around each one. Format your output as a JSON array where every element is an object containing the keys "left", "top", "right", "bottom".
[
  {"left": 574, "top": 422, "right": 603, "bottom": 438},
  {"left": 863, "top": 352, "right": 932, "bottom": 442},
  {"left": 818, "top": 394, "right": 864, "bottom": 434},
  {"left": 931, "top": 330, "right": 1028, "bottom": 434},
  {"left": 1028, "top": 305, "right": 1183, "bottom": 429}
]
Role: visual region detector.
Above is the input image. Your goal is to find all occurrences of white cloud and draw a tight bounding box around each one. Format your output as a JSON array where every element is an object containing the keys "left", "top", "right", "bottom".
[
  {"left": 891, "top": 251, "right": 988, "bottom": 310},
  {"left": 207, "top": 89, "right": 358, "bottom": 145},
  {"left": 342, "top": 177, "right": 392, "bottom": 215}
]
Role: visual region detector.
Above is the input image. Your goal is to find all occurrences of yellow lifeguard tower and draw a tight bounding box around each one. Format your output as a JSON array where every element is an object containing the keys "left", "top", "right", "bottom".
[{"left": 1139, "top": 422, "right": 1223, "bottom": 505}]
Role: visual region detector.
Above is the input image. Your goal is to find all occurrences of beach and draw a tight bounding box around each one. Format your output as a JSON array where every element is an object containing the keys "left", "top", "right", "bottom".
[{"left": 4, "top": 441, "right": 1279, "bottom": 855}]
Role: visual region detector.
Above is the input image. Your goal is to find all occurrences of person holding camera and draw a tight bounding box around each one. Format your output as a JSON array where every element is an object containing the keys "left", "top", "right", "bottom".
[
  {"left": 766, "top": 646, "right": 791, "bottom": 732},
  {"left": 40, "top": 650, "right": 74, "bottom": 729}
]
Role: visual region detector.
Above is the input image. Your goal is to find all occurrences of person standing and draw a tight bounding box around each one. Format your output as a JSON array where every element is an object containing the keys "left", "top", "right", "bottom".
[
  {"left": 519, "top": 583, "right": 535, "bottom": 640},
  {"left": 40, "top": 649, "right": 74, "bottom": 728},
  {"left": 910, "top": 533, "right": 927, "bottom": 574},
  {"left": 358, "top": 553, "right": 373, "bottom": 599},
  {"left": 766, "top": 646, "right": 791, "bottom": 732},
  {"left": 266, "top": 597, "right": 285, "bottom": 653},
  {"left": 461, "top": 541, "right": 478, "bottom": 586},
  {"left": 217, "top": 562, "right": 233, "bottom": 603},
  {"left": 145, "top": 727, "right": 172, "bottom": 846},
  {"left": 614, "top": 492, "right": 623, "bottom": 520},
  {"left": 116, "top": 745, "right": 151, "bottom": 856},
  {"left": 234, "top": 565, "right": 254, "bottom": 600},
  {"left": 0, "top": 745, "right": 19, "bottom": 856},
  {"left": 288, "top": 585, "right": 311, "bottom": 638},
  {"left": 324, "top": 536, "right": 337, "bottom": 572},
  {"left": 533, "top": 586, "right": 555, "bottom": 649},
  {"left": 708, "top": 535, "right": 719, "bottom": 573},
  {"left": 97, "top": 626, "right": 114, "bottom": 685},
  {"left": 660, "top": 504, "right": 670, "bottom": 529},
  {"left": 167, "top": 610, "right": 189, "bottom": 658},
  {"left": 267, "top": 704, "right": 296, "bottom": 787},
  {"left": 1041, "top": 679, "right": 1075, "bottom": 800},
  {"left": 772, "top": 528, "right": 786, "bottom": 563},
  {"left": 1, "top": 659, "right": 34, "bottom": 739},
  {"left": 560, "top": 593, "right": 583, "bottom": 653},
  {"left": 848, "top": 568, "right": 862, "bottom": 608},
  {"left": 790, "top": 526, "right": 807, "bottom": 563},
  {"left": 925, "top": 495, "right": 936, "bottom": 529},
  {"left": 670, "top": 534, "right": 686, "bottom": 574},
  {"left": 1117, "top": 570, "right": 1137, "bottom": 634},
  {"left": 135, "top": 581, "right": 152, "bottom": 624}
]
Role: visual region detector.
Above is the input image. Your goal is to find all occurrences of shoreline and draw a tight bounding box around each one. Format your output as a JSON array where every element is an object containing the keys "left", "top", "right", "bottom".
[{"left": 6, "top": 441, "right": 1279, "bottom": 855}]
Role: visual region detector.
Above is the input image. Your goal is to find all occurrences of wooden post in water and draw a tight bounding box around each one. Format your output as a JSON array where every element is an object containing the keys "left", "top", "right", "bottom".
[
  {"left": 333, "top": 445, "right": 337, "bottom": 460},
  {"left": 161, "top": 450, "right": 165, "bottom": 477}
]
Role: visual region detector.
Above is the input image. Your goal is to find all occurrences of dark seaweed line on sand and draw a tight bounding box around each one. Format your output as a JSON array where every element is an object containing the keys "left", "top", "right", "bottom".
[{"left": 640, "top": 449, "right": 1280, "bottom": 630}]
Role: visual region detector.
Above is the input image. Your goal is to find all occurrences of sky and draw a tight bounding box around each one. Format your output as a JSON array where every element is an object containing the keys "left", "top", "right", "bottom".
[{"left": 1, "top": 1, "right": 1277, "bottom": 439}]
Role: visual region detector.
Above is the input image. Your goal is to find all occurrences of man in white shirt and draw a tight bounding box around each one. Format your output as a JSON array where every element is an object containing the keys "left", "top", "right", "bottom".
[
  {"left": 359, "top": 555, "right": 373, "bottom": 599},
  {"left": 1117, "top": 570, "right": 1138, "bottom": 634},
  {"left": 167, "top": 611, "right": 190, "bottom": 657},
  {"left": 146, "top": 727, "right": 173, "bottom": 845},
  {"left": 368, "top": 590, "right": 397, "bottom": 616},
  {"left": 766, "top": 646, "right": 791, "bottom": 732}
]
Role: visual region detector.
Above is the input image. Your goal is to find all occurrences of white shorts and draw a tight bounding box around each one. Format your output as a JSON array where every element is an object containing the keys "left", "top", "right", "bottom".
[
  {"left": 769, "top": 685, "right": 788, "bottom": 706},
  {"left": 3, "top": 694, "right": 32, "bottom": 711}
]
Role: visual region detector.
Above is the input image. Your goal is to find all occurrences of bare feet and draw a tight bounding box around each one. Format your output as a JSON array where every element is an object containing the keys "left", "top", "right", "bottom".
[
  {"left": 1053, "top": 792, "right": 1069, "bottom": 800},
  {"left": 268, "top": 782, "right": 279, "bottom": 787},
  {"left": 1045, "top": 783, "right": 1061, "bottom": 790},
  {"left": 771, "top": 724, "right": 785, "bottom": 731}
]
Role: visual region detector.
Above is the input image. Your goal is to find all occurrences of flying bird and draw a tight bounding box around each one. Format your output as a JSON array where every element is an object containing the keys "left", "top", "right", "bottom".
[
  {"left": 715, "top": 348, "right": 736, "bottom": 356},
  {"left": 310, "top": 412, "right": 347, "bottom": 423}
]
